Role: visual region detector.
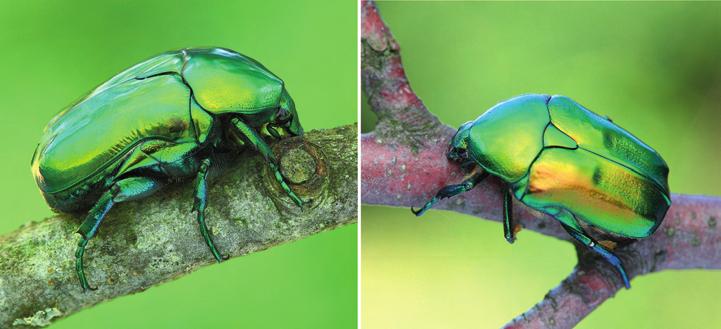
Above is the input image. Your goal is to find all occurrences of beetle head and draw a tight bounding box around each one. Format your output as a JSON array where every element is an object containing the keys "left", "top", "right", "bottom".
[
  {"left": 447, "top": 121, "right": 473, "bottom": 162},
  {"left": 271, "top": 89, "right": 303, "bottom": 137}
]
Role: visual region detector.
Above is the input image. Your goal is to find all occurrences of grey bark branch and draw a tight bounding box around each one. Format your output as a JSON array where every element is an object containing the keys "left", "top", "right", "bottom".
[{"left": 0, "top": 124, "right": 357, "bottom": 328}]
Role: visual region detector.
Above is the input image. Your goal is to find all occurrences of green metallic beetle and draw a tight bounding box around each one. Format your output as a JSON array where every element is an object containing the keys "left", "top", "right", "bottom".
[
  {"left": 412, "top": 94, "right": 671, "bottom": 288},
  {"left": 31, "top": 47, "right": 304, "bottom": 291}
]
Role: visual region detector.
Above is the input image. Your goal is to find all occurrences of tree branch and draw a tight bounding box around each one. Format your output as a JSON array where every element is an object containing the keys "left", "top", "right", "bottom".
[
  {"left": 360, "top": 1, "right": 721, "bottom": 328},
  {"left": 361, "top": 0, "right": 451, "bottom": 149},
  {"left": 0, "top": 124, "right": 357, "bottom": 328}
]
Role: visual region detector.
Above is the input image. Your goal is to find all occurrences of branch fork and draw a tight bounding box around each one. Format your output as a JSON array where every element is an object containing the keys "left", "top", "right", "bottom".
[{"left": 360, "top": 1, "right": 721, "bottom": 328}]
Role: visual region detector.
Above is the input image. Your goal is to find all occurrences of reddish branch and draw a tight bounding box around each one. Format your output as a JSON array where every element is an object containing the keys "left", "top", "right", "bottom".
[{"left": 361, "top": 1, "right": 721, "bottom": 328}]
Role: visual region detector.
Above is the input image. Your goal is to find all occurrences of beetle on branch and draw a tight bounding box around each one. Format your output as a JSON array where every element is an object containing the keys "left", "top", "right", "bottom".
[
  {"left": 412, "top": 94, "right": 671, "bottom": 289},
  {"left": 31, "top": 47, "right": 307, "bottom": 291},
  {"left": 360, "top": 1, "right": 721, "bottom": 328}
]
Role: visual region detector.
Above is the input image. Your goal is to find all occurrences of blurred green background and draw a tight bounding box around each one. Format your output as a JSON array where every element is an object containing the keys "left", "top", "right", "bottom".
[
  {"left": 0, "top": 0, "right": 356, "bottom": 328},
  {"left": 362, "top": 2, "right": 721, "bottom": 329}
]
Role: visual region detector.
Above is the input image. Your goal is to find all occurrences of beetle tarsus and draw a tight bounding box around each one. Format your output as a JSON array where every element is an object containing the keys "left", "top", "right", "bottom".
[
  {"left": 194, "top": 158, "right": 227, "bottom": 262},
  {"left": 411, "top": 201, "right": 436, "bottom": 217},
  {"left": 75, "top": 191, "right": 116, "bottom": 292},
  {"left": 231, "top": 117, "right": 305, "bottom": 208},
  {"left": 561, "top": 223, "right": 631, "bottom": 289},
  {"left": 271, "top": 162, "right": 304, "bottom": 207},
  {"left": 74, "top": 177, "right": 163, "bottom": 290},
  {"left": 590, "top": 243, "right": 631, "bottom": 289},
  {"left": 411, "top": 171, "right": 489, "bottom": 217},
  {"left": 75, "top": 237, "right": 97, "bottom": 292},
  {"left": 198, "top": 211, "right": 225, "bottom": 263}
]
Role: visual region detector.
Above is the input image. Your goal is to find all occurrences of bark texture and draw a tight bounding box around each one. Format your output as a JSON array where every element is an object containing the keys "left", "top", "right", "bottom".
[
  {"left": 360, "top": 1, "right": 721, "bottom": 328},
  {"left": 0, "top": 124, "right": 357, "bottom": 328}
]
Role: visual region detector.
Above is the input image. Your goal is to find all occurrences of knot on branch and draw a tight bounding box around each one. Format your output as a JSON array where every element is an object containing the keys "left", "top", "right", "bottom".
[
  {"left": 280, "top": 148, "right": 317, "bottom": 184},
  {"left": 267, "top": 137, "right": 330, "bottom": 213}
]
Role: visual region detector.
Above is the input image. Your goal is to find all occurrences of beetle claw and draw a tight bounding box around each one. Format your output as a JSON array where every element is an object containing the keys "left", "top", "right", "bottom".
[
  {"left": 411, "top": 206, "right": 428, "bottom": 216},
  {"left": 299, "top": 198, "right": 313, "bottom": 210}
]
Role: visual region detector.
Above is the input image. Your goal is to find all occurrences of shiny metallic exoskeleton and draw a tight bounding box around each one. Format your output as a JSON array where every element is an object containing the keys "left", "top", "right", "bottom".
[
  {"left": 32, "top": 47, "right": 304, "bottom": 291},
  {"left": 413, "top": 94, "right": 671, "bottom": 288}
]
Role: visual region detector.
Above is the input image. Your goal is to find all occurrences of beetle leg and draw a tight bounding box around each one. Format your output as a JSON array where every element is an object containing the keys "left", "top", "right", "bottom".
[
  {"left": 459, "top": 159, "right": 477, "bottom": 173},
  {"left": 76, "top": 176, "right": 163, "bottom": 291},
  {"left": 76, "top": 193, "right": 114, "bottom": 292},
  {"left": 411, "top": 171, "right": 489, "bottom": 216},
  {"left": 266, "top": 125, "right": 282, "bottom": 139},
  {"left": 503, "top": 188, "right": 515, "bottom": 244},
  {"left": 230, "top": 117, "right": 304, "bottom": 207},
  {"left": 193, "top": 157, "right": 228, "bottom": 262},
  {"left": 560, "top": 223, "right": 631, "bottom": 289}
]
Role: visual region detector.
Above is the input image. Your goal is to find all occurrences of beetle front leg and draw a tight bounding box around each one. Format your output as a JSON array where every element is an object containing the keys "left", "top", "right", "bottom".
[
  {"left": 193, "top": 157, "right": 228, "bottom": 262},
  {"left": 560, "top": 223, "right": 631, "bottom": 289},
  {"left": 76, "top": 176, "right": 163, "bottom": 291},
  {"left": 266, "top": 124, "right": 282, "bottom": 139},
  {"left": 411, "top": 171, "right": 489, "bottom": 216},
  {"left": 230, "top": 117, "right": 304, "bottom": 207}
]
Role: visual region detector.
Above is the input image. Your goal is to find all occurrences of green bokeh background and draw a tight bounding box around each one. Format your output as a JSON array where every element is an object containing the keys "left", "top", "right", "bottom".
[
  {"left": 0, "top": 1, "right": 357, "bottom": 328},
  {"left": 362, "top": 2, "right": 721, "bottom": 329}
]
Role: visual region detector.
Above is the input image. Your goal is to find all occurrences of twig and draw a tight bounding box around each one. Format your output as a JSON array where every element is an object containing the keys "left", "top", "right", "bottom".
[
  {"left": 0, "top": 124, "right": 357, "bottom": 328},
  {"left": 360, "top": 1, "right": 721, "bottom": 328}
]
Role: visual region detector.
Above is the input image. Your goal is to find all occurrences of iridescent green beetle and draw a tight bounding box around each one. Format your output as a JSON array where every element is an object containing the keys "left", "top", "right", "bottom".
[
  {"left": 412, "top": 94, "right": 671, "bottom": 288},
  {"left": 31, "top": 47, "right": 304, "bottom": 291}
]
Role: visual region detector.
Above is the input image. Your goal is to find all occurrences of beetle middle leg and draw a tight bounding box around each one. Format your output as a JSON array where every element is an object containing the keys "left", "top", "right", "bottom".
[
  {"left": 560, "top": 223, "right": 631, "bottom": 289},
  {"left": 411, "top": 171, "right": 490, "bottom": 216},
  {"left": 76, "top": 176, "right": 163, "bottom": 291},
  {"left": 230, "top": 117, "right": 304, "bottom": 207},
  {"left": 503, "top": 188, "right": 515, "bottom": 244}
]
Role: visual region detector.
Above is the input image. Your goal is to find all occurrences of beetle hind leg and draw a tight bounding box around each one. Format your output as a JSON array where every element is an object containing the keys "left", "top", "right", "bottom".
[
  {"left": 75, "top": 176, "right": 163, "bottom": 291},
  {"left": 193, "top": 158, "right": 228, "bottom": 262},
  {"left": 560, "top": 223, "right": 631, "bottom": 289},
  {"left": 411, "top": 171, "right": 489, "bottom": 216},
  {"left": 76, "top": 192, "right": 115, "bottom": 291}
]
